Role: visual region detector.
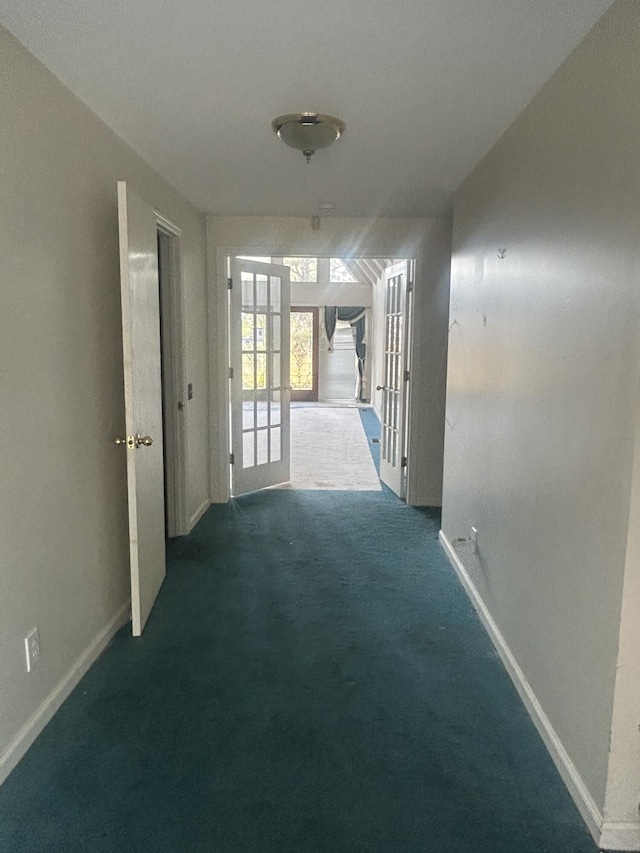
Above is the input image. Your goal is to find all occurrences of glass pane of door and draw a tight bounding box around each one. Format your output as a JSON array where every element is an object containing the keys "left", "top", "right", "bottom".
[
  {"left": 240, "top": 272, "right": 280, "bottom": 468},
  {"left": 290, "top": 308, "right": 319, "bottom": 402}
]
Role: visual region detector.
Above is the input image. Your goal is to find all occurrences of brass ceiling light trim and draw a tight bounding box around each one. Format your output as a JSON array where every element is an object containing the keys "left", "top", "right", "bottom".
[{"left": 272, "top": 112, "right": 345, "bottom": 163}]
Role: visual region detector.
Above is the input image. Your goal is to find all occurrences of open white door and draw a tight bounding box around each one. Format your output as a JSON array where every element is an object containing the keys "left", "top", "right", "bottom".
[
  {"left": 117, "top": 181, "right": 166, "bottom": 635},
  {"left": 230, "top": 258, "right": 291, "bottom": 495},
  {"left": 378, "top": 260, "right": 410, "bottom": 498}
]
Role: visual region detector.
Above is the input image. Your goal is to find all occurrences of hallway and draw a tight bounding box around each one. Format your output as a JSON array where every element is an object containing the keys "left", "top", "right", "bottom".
[{"left": 0, "top": 439, "right": 598, "bottom": 852}]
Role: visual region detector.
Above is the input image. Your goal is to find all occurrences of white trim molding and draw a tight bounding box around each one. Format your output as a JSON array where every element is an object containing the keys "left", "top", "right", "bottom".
[
  {"left": 155, "top": 215, "right": 190, "bottom": 537},
  {"left": 189, "top": 497, "right": 211, "bottom": 531},
  {"left": 438, "top": 531, "right": 610, "bottom": 849},
  {"left": 0, "top": 601, "right": 130, "bottom": 786}
]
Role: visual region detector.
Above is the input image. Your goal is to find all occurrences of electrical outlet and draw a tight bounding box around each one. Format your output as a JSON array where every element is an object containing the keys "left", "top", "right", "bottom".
[
  {"left": 25, "top": 627, "right": 40, "bottom": 673},
  {"left": 470, "top": 527, "right": 478, "bottom": 554}
]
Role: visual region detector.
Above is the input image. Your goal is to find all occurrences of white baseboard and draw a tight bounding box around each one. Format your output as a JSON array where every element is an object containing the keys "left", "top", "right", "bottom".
[
  {"left": 0, "top": 600, "right": 130, "bottom": 786},
  {"left": 438, "top": 531, "right": 610, "bottom": 849},
  {"left": 189, "top": 497, "right": 211, "bottom": 531},
  {"left": 600, "top": 822, "right": 640, "bottom": 851}
]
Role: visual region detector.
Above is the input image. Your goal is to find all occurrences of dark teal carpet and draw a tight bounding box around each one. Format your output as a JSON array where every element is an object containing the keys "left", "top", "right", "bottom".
[{"left": 0, "top": 414, "right": 602, "bottom": 852}]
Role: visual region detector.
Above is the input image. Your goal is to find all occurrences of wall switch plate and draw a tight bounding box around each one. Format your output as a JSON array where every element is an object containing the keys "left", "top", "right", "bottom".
[
  {"left": 25, "top": 627, "right": 40, "bottom": 672},
  {"left": 470, "top": 527, "right": 478, "bottom": 554}
]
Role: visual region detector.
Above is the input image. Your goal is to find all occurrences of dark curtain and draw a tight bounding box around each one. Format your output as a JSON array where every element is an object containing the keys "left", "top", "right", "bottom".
[
  {"left": 324, "top": 306, "right": 367, "bottom": 401},
  {"left": 324, "top": 306, "right": 337, "bottom": 349}
]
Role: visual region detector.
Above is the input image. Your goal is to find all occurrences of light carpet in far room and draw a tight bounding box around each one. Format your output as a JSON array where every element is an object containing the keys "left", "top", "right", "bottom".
[{"left": 273, "top": 405, "right": 381, "bottom": 491}]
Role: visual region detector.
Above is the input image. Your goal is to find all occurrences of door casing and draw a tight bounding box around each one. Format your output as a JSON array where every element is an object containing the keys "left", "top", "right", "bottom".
[
  {"left": 210, "top": 247, "right": 419, "bottom": 505},
  {"left": 156, "top": 218, "right": 189, "bottom": 537}
]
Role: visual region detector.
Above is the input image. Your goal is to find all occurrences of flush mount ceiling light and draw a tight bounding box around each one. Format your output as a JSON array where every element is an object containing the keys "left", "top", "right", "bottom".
[{"left": 272, "top": 113, "right": 345, "bottom": 163}]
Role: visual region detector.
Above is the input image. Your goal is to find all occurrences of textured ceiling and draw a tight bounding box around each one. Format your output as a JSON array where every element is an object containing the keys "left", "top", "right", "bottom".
[{"left": 0, "top": 0, "right": 615, "bottom": 217}]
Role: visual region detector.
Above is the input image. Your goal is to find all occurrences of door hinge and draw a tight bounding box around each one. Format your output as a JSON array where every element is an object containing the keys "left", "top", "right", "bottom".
[
  {"left": 401, "top": 455, "right": 408, "bottom": 468},
  {"left": 228, "top": 366, "right": 234, "bottom": 379},
  {"left": 230, "top": 453, "right": 235, "bottom": 465},
  {"left": 227, "top": 277, "right": 233, "bottom": 290},
  {"left": 407, "top": 280, "right": 414, "bottom": 293},
  {"left": 404, "top": 369, "right": 410, "bottom": 382}
]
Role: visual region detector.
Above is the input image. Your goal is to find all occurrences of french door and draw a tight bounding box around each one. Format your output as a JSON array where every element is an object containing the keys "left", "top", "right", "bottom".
[
  {"left": 378, "top": 260, "right": 411, "bottom": 498},
  {"left": 230, "top": 258, "right": 291, "bottom": 495}
]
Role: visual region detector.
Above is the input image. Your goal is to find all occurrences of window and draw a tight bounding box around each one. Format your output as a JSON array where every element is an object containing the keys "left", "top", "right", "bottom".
[
  {"left": 330, "top": 258, "right": 357, "bottom": 283},
  {"left": 282, "top": 257, "right": 318, "bottom": 282}
]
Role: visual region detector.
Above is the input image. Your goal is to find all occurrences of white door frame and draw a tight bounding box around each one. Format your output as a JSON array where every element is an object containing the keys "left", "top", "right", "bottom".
[
  {"left": 155, "top": 212, "right": 190, "bottom": 536},
  {"left": 209, "top": 242, "right": 421, "bottom": 505}
]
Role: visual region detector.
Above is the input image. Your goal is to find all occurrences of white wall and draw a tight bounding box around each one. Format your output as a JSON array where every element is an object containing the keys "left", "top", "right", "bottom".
[
  {"left": 407, "top": 218, "right": 452, "bottom": 506},
  {"left": 290, "top": 281, "right": 372, "bottom": 309},
  {"left": 0, "top": 25, "right": 209, "bottom": 780},
  {"left": 208, "top": 215, "right": 451, "bottom": 505},
  {"left": 440, "top": 1, "right": 640, "bottom": 847}
]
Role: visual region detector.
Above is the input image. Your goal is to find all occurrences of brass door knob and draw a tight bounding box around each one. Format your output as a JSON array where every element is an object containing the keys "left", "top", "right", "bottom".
[
  {"left": 376, "top": 385, "right": 386, "bottom": 391},
  {"left": 114, "top": 436, "right": 126, "bottom": 445},
  {"left": 136, "top": 434, "right": 153, "bottom": 447}
]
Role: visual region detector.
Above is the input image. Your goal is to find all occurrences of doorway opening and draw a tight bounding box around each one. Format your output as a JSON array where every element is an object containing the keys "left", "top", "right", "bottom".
[
  {"left": 226, "top": 254, "right": 414, "bottom": 499},
  {"left": 319, "top": 319, "right": 357, "bottom": 402},
  {"left": 290, "top": 307, "right": 319, "bottom": 402},
  {"left": 156, "top": 223, "right": 189, "bottom": 538}
]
